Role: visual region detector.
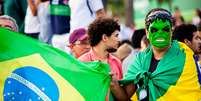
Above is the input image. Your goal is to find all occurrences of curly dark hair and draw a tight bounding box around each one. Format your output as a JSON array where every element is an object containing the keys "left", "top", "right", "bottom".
[
  {"left": 88, "top": 17, "right": 120, "bottom": 46},
  {"left": 145, "top": 8, "right": 173, "bottom": 30}
]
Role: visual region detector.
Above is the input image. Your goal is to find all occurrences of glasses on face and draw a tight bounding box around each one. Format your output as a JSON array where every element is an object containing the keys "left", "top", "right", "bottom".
[{"left": 74, "top": 40, "right": 90, "bottom": 45}]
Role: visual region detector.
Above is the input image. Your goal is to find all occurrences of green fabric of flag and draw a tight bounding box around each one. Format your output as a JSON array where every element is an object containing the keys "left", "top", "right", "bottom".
[
  {"left": 120, "top": 41, "right": 186, "bottom": 100},
  {"left": 0, "top": 28, "right": 111, "bottom": 101}
]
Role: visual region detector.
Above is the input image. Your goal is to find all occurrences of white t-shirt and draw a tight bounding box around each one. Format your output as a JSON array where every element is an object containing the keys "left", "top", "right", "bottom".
[
  {"left": 69, "top": 0, "right": 103, "bottom": 33},
  {"left": 119, "top": 24, "right": 134, "bottom": 41},
  {"left": 38, "top": 2, "right": 51, "bottom": 43},
  {"left": 24, "top": 7, "right": 40, "bottom": 34}
]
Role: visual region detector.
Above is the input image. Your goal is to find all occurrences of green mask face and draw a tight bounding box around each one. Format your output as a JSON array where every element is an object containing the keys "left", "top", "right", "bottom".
[{"left": 148, "top": 19, "right": 172, "bottom": 48}]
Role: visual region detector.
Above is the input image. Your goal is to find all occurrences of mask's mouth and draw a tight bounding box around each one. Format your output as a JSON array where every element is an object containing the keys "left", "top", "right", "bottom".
[{"left": 156, "top": 38, "right": 165, "bottom": 42}]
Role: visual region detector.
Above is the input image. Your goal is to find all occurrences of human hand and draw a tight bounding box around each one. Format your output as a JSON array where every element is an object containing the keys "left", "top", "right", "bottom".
[
  {"left": 35, "top": 0, "right": 41, "bottom": 6},
  {"left": 109, "top": 72, "right": 119, "bottom": 89}
]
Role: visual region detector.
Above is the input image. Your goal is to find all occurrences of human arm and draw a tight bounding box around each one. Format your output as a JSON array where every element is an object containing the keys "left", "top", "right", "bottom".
[
  {"left": 111, "top": 82, "right": 136, "bottom": 101},
  {"left": 110, "top": 73, "right": 136, "bottom": 101},
  {"left": 27, "top": 0, "right": 40, "bottom": 16},
  {"left": 89, "top": 0, "right": 106, "bottom": 18}
]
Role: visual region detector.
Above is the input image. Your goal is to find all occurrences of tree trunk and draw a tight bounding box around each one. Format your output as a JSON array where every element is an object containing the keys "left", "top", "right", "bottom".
[{"left": 124, "top": 0, "right": 134, "bottom": 27}]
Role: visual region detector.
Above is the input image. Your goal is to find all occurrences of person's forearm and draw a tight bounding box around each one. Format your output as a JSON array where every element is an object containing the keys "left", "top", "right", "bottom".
[
  {"left": 28, "top": 0, "right": 38, "bottom": 16},
  {"left": 110, "top": 82, "right": 129, "bottom": 101},
  {"left": 111, "top": 81, "right": 136, "bottom": 101}
]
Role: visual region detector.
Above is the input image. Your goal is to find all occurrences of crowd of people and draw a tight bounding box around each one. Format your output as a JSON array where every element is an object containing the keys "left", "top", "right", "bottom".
[{"left": 0, "top": 0, "right": 201, "bottom": 100}]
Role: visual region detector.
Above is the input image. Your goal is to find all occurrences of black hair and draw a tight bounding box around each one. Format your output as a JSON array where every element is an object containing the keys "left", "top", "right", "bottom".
[
  {"left": 145, "top": 8, "right": 173, "bottom": 30},
  {"left": 198, "top": 22, "right": 201, "bottom": 31},
  {"left": 131, "top": 28, "right": 146, "bottom": 49},
  {"left": 173, "top": 24, "right": 197, "bottom": 42},
  {"left": 196, "top": 8, "right": 201, "bottom": 19},
  {"left": 41, "top": 0, "right": 49, "bottom": 2},
  {"left": 88, "top": 17, "right": 120, "bottom": 46}
]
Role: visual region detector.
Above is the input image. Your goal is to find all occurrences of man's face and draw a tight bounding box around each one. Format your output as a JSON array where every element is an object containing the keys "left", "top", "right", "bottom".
[
  {"left": 71, "top": 39, "right": 90, "bottom": 58},
  {"left": 0, "top": 19, "right": 16, "bottom": 31},
  {"left": 105, "top": 30, "right": 120, "bottom": 52},
  {"left": 190, "top": 31, "right": 201, "bottom": 54},
  {"left": 148, "top": 19, "right": 172, "bottom": 48}
]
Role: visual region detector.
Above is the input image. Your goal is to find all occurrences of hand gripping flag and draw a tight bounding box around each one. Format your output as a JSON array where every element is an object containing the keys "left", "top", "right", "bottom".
[{"left": 0, "top": 28, "right": 111, "bottom": 101}]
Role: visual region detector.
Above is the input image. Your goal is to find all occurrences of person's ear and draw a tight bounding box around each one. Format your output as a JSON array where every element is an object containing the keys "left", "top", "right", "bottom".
[
  {"left": 184, "top": 39, "right": 191, "bottom": 46},
  {"left": 145, "top": 29, "right": 149, "bottom": 39},
  {"left": 102, "top": 34, "right": 108, "bottom": 42}
]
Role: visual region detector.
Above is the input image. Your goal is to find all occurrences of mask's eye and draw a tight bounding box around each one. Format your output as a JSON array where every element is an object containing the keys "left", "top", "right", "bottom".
[
  {"left": 151, "top": 27, "right": 158, "bottom": 33},
  {"left": 162, "top": 26, "right": 170, "bottom": 32}
]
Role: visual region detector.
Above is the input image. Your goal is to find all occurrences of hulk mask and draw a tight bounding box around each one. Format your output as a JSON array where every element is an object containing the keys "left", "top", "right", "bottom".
[{"left": 148, "top": 19, "right": 172, "bottom": 48}]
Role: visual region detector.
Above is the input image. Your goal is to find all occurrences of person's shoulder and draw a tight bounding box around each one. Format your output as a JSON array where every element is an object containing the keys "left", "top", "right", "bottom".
[
  {"left": 138, "top": 46, "right": 151, "bottom": 56},
  {"left": 78, "top": 52, "right": 91, "bottom": 62},
  {"left": 177, "top": 40, "right": 194, "bottom": 55},
  {"left": 109, "top": 54, "right": 122, "bottom": 64}
]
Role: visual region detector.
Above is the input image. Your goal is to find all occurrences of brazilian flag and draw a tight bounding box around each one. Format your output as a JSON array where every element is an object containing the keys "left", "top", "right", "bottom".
[{"left": 0, "top": 28, "right": 111, "bottom": 101}]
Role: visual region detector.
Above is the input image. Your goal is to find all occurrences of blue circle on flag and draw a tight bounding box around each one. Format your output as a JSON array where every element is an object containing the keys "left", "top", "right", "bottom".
[{"left": 3, "top": 66, "right": 59, "bottom": 101}]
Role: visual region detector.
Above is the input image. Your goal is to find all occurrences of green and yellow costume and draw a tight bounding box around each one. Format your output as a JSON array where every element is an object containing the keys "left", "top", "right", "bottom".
[{"left": 122, "top": 41, "right": 201, "bottom": 101}]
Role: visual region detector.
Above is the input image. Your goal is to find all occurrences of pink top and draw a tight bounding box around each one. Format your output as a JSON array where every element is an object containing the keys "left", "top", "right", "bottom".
[{"left": 78, "top": 49, "right": 123, "bottom": 80}]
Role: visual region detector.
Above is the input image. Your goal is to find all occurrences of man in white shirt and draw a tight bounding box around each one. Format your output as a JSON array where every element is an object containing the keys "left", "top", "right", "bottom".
[
  {"left": 69, "top": 0, "right": 105, "bottom": 33},
  {"left": 24, "top": 0, "right": 40, "bottom": 39},
  {"left": 52, "top": 0, "right": 105, "bottom": 53},
  {"left": 51, "top": 0, "right": 105, "bottom": 53}
]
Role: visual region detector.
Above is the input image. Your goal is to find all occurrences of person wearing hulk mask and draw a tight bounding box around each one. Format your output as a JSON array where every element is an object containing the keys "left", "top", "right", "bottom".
[{"left": 109, "top": 8, "right": 201, "bottom": 101}]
